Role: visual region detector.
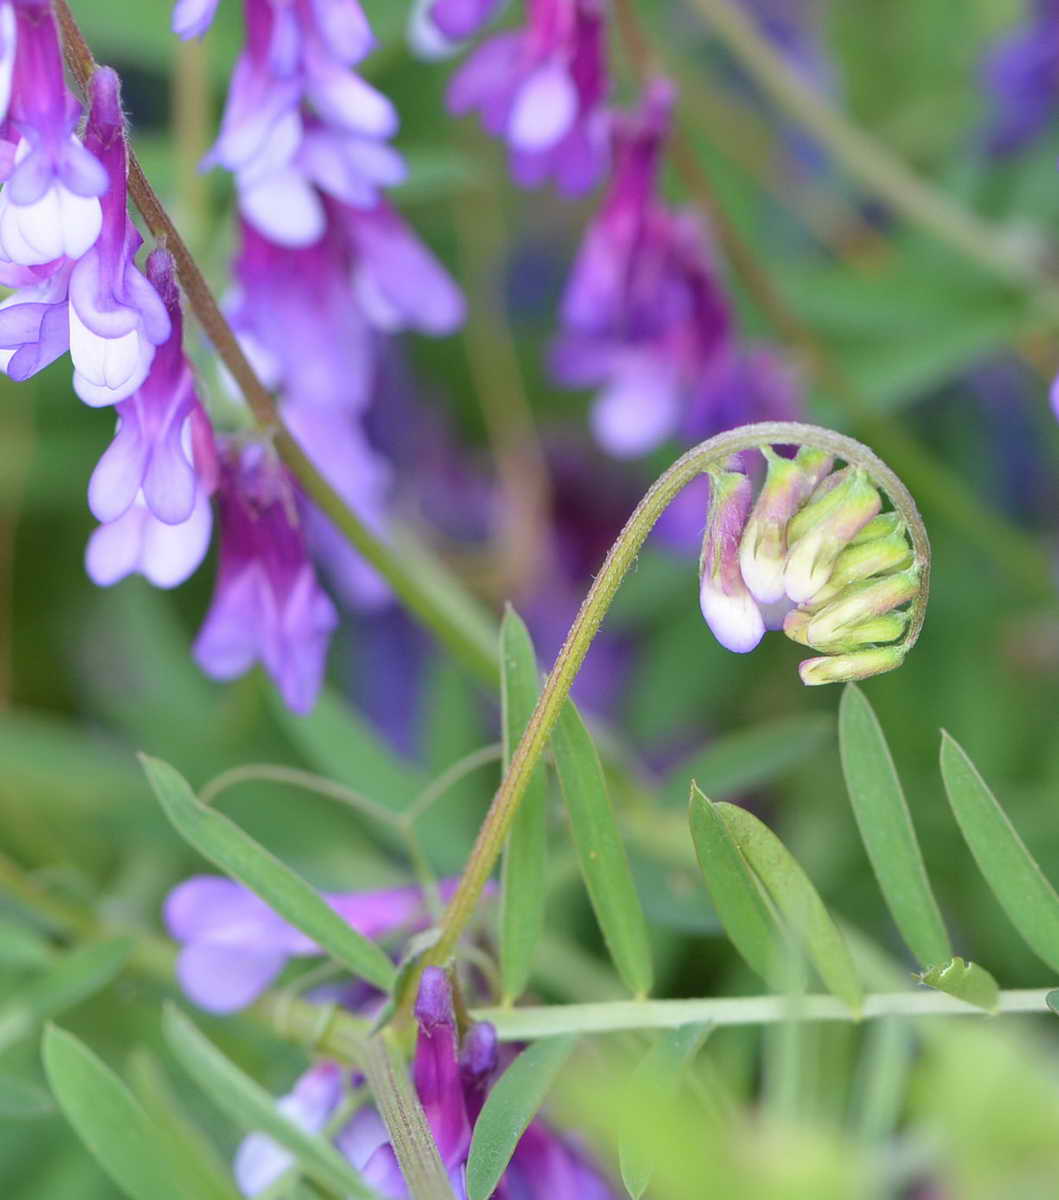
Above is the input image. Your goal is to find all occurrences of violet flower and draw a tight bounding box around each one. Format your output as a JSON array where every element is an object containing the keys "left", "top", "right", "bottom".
[
  {"left": 0, "top": 255, "right": 72, "bottom": 379},
  {"left": 447, "top": 0, "right": 610, "bottom": 195},
  {"left": 165, "top": 875, "right": 458, "bottom": 1013},
  {"left": 0, "top": 0, "right": 107, "bottom": 267},
  {"left": 84, "top": 248, "right": 218, "bottom": 591},
  {"left": 426, "top": 0, "right": 505, "bottom": 44},
  {"left": 981, "top": 0, "right": 1059, "bottom": 156},
  {"left": 68, "top": 68, "right": 171, "bottom": 406},
  {"left": 551, "top": 83, "right": 732, "bottom": 458},
  {"left": 192, "top": 439, "right": 339, "bottom": 715},
  {"left": 233, "top": 969, "right": 617, "bottom": 1198}
]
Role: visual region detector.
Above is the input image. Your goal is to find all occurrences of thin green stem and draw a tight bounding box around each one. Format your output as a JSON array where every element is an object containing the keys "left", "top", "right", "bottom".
[
  {"left": 198, "top": 763, "right": 404, "bottom": 830},
  {"left": 472, "top": 989, "right": 1055, "bottom": 1039},
  {"left": 424, "top": 423, "right": 929, "bottom": 975},
  {"left": 400, "top": 743, "right": 503, "bottom": 829}
]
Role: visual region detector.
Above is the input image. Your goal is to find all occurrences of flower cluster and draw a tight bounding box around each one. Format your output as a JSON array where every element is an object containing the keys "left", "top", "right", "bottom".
[
  {"left": 699, "top": 447, "right": 923, "bottom": 684},
  {"left": 234, "top": 968, "right": 616, "bottom": 1198},
  {"left": 552, "top": 82, "right": 798, "bottom": 459},
  {"left": 175, "top": 0, "right": 467, "bottom": 702}
]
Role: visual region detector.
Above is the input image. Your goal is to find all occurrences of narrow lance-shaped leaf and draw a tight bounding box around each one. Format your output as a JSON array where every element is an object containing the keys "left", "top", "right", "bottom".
[
  {"left": 498, "top": 608, "right": 550, "bottom": 1003},
  {"left": 919, "top": 957, "right": 998, "bottom": 1013},
  {"left": 552, "top": 702, "right": 653, "bottom": 997},
  {"left": 0, "top": 937, "right": 132, "bottom": 1055},
  {"left": 141, "top": 756, "right": 395, "bottom": 991},
  {"left": 43, "top": 1025, "right": 237, "bottom": 1200},
  {"left": 716, "top": 803, "right": 863, "bottom": 1013},
  {"left": 688, "top": 783, "right": 780, "bottom": 984},
  {"left": 940, "top": 732, "right": 1059, "bottom": 975},
  {"left": 838, "top": 685, "right": 950, "bottom": 968},
  {"left": 162, "top": 1005, "right": 380, "bottom": 1200},
  {"left": 619, "top": 1024, "right": 711, "bottom": 1199},
  {"left": 466, "top": 1035, "right": 577, "bottom": 1200}
]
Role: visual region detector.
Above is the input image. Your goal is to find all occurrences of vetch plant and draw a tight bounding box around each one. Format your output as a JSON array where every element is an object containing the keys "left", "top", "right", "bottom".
[{"left": 4, "top": 4, "right": 1059, "bottom": 1200}]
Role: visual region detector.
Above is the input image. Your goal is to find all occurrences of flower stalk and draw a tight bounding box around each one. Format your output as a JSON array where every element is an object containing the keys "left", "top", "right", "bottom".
[{"left": 423, "top": 421, "right": 930, "bottom": 977}]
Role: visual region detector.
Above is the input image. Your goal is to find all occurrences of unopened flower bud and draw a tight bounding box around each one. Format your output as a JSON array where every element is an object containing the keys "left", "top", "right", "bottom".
[
  {"left": 803, "top": 527, "right": 913, "bottom": 609},
  {"left": 799, "top": 645, "right": 907, "bottom": 686},
  {"left": 784, "top": 468, "right": 882, "bottom": 603},
  {"left": 699, "top": 469, "right": 765, "bottom": 653},
  {"left": 850, "top": 512, "right": 904, "bottom": 545},
  {"left": 738, "top": 447, "right": 833, "bottom": 604},
  {"left": 805, "top": 569, "right": 919, "bottom": 647},
  {"left": 805, "top": 610, "right": 909, "bottom": 653}
]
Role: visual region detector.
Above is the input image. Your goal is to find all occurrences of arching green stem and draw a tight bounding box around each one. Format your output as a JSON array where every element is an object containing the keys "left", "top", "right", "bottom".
[{"left": 424, "top": 422, "right": 930, "bottom": 972}]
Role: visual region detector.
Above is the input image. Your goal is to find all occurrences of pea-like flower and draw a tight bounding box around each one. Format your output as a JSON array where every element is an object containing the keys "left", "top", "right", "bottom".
[
  {"left": 698, "top": 445, "right": 926, "bottom": 685},
  {"left": 233, "top": 969, "right": 617, "bottom": 1197},
  {"left": 192, "top": 439, "right": 339, "bottom": 714},
  {"left": 447, "top": 0, "right": 610, "bottom": 195}
]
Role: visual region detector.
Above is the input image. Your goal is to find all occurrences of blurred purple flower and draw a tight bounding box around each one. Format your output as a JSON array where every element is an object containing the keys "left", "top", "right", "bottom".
[
  {"left": 192, "top": 440, "right": 338, "bottom": 715},
  {"left": 0, "top": 0, "right": 107, "bottom": 266},
  {"left": 981, "top": 0, "right": 1059, "bottom": 155},
  {"left": 427, "top": 0, "right": 504, "bottom": 43},
  {"left": 234, "top": 969, "right": 617, "bottom": 1197},
  {"left": 165, "top": 875, "right": 458, "bottom": 1013},
  {"left": 447, "top": 0, "right": 610, "bottom": 195}
]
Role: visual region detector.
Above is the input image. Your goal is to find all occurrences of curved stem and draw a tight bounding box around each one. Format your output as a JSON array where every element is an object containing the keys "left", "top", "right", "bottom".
[
  {"left": 425, "top": 422, "right": 929, "bottom": 971},
  {"left": 53, "top": 0, "right": 500, "bottom": 687}
]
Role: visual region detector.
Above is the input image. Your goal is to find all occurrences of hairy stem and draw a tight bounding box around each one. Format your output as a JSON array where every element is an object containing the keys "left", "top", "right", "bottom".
[
  {"left": 425, "top": 423, "right": 929, "bottom": 973},
  {"left": 53, "top": 0, "right": 500, "bottom": 686}
]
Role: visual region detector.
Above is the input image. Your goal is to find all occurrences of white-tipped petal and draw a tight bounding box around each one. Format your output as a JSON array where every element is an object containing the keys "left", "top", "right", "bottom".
[{"left": 699, "top": 574, "right": 765, "bottom": 654}]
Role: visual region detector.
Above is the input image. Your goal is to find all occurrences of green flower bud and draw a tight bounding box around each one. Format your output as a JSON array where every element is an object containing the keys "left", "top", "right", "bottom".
[
  {"left": 784, "top": 468, "right": 883, "bottom": 604},
  {"left": 804, "top": 610, "right": 909, "bottom": 654},
  {"left": 850, "top": 512, "right": 904, "bottom": 545},
  {"left": 799, "top": 645, "right": 907, "bottom": 686},
  {"left": 805, "top": 569, "right": 919, "bottom": 647},
  {"left": 738, "top": 447, "right": 833, "bottom": 604},
  {"left": 802, "top": 529, "right": 913, "bottom": 609}
]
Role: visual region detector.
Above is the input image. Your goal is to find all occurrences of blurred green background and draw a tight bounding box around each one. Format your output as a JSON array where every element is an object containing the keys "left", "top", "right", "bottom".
[{"left": 3, "top": 1, "right": 1059, "bottom": 1196}]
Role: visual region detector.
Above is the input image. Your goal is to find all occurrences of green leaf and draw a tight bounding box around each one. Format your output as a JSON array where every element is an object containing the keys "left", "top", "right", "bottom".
[
  {"left": 1046, "top": 991, "right": 1059, "bottom": 1018},
  {"left": 272, "top": 687, "right": 426, "bottom": 811},
  {"left": 619, "top": 1025, "right": 710, "bottom": 1199},
  {"left": 43, "top": 1025, "right": 233, "bottom": 1200},
  {"left": 0, "top": 1073, "right": 55, "bottom": 1119},
  {"left": 662, "top": 714, "right": 834, "bottom": 806},
  {"left": 142, "top": 756, "right": 395, "bottom": 992},
  {"left": 498, "top": 608, "right": 550, "bottom": 1003},
  {"left": 0, "top": 938, "right": 132, "bottom": 1054},
  {"left": 716, "top": 803, "right": 863, "bottom": 1013},
  {"left": 553, "top": 703, "right": 653, "bottom": 997},
  {"left": 0, "top": 920, "right": 54, "bottom": 969},
  {"left": 940, "top": 732, "right": 1059, "bottom": 975},
  {"left": 162, "top": 1006, "right": 379, "bottom": 1200},
  {"left": 688, "top": 784, "right": 780, "bottom": 984},
  {"left": 919, "top": 957, "right": 999, "bottom": 1013},
  {"left": 466, "top": 1036, "right": 577, "bottom": 1200},
  {"left": 838, "top": 685, "right": 950, "bottom": 967}
]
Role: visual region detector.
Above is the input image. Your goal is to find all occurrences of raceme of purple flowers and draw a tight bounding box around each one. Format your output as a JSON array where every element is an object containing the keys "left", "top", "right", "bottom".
[{"left": 232, "top": 967, "right": 617, "bottom": 1198}]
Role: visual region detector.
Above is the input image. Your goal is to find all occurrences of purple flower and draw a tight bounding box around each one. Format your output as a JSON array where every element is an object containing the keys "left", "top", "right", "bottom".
[
  {"left": 0, "top": 255, "right": 72, "bottom": 379},
  {"left": 165, "top": 875, "right": 458, "bottom": 1013},
  {"left": 0, "top": 2, "right": 16, "bottom": 126},
  {"left": 699, "top": 468, "right": 766, "bottom": 654},
  {"left": 172, "top": 0, "right": 222, "bottom": 39},
  {"left": 88, "top": 248, "right": 216, "bottom": 527},
  {"left": 0, "top": 0, "right": 107, "bottom": 266},
  {"left": 552, "top": 83, "right": 733, "bottom": 457},
  {"left": 85, "top": 490, "right": 214, "bottom": 590},
  {"left": 447, "top": 0, "right": 610, "bottom": 195},
  {"left": 428, "top": 0, "right": 504, "bottom": 42},
  {"left": 981, "top": 0, "right": 1059, "bottom": 155},
  {"left": 192, "top": 439, "right": 339, "bottom": 715},
  {"left": 68, "top": 68, "right": 171, "bottom": 406},
  {"left": 233, "top": 969, "right": 617, "bottom": 1198},
  {"left": 196, "top": 0, "right": 393, "bottom": 246}
]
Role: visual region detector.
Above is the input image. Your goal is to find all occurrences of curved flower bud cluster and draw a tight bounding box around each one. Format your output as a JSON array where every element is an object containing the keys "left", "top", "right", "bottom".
[
  {"left": 233, "top": 969, "right": 616, "bottom": 1198},
  {"left": 551, "top": 83, "right": 799, "bottom": 459},
  {"left": 699, "top": 447, "right": 925, "bottom": 684}
]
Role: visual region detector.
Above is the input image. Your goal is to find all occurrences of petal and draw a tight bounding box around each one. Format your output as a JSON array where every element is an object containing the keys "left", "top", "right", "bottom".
[
  {"left": 88, "top": 412, "right": 148, "bottom": 523},
  {"left": 84, "top": 507, "right": 148, "bottom": 587},
  {"left": 238, "top": 167, "right": 326, "bottom": 248},
  {"left": 164, "top": 875, "right": 268, "bottom": 940},
  {"left": 176, "top": 942, "right": 288, "bottom": 1013},
  {"left": 193, "top": 562, "right": 267, "bottom": 682},
  {"left": 172, "top": 0, "right": 222, "bottom": 38},
  {"left": 138, "top": 489, "right": 213, "bottom": 587},
  {"left": 508, "top": 61, "right": 578, "bottom": 152},
  {"left": 589, "top": 354, "right": 682, "bottom": 458},
  {"left": 413, "top": 968, "right": 470, "bottom": 1164}
]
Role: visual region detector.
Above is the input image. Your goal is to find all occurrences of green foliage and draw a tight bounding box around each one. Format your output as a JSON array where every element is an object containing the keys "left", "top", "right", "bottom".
[
  {"left": 465, "top": 1036, "right": 577, "bottom": 1200},
  {"left": 553, "top": 703, "right": 654, "bottom": 997},
  {"left": 142, "top": 755, "right": 396, "bottom": 990},
  {"left": 498, "top": 607, "right": 550, "bottom": 1001}
]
